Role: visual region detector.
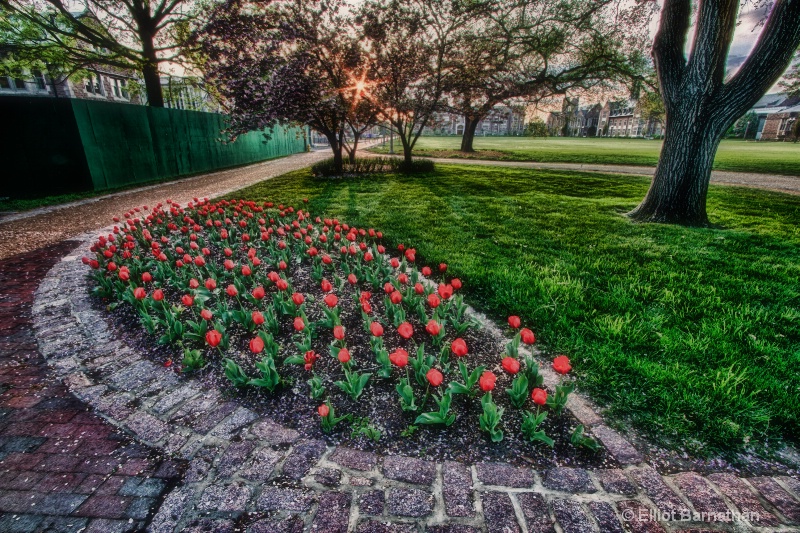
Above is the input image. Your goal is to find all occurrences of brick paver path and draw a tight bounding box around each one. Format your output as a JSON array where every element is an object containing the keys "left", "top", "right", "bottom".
[{"left": 0, "top": 241, "right": 183, "bottom": 532}]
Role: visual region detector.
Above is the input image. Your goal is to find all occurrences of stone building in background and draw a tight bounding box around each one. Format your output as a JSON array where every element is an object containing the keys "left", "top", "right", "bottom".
[
  {"left": 548, "top": 97, "right": 664, "bottom": 138},
  {"left": 0, "top": 65, "right": 140, "bottom": 104},
  {"left": 425, "top": 105, "right": 526, "bottom": 136}
]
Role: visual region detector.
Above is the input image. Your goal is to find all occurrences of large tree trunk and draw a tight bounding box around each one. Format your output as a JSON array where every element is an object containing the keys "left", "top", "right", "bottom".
[
  {"left": 460, "top": 116, "right": 480, "bottom": 152},
  {"left": 141, "top": 33, "right": 164, "bottom": 108},
  {"left": 323, "top": 132, "right": 344, "bottom": 173},
  {"left": 632, "top": 0, "right": 800, "bottom": 225},
  {"left": 628, "top": 106, "right": 727, "bottom": 226}
]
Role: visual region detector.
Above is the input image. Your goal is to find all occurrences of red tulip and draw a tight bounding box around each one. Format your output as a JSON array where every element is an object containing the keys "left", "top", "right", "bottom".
[
  {"left": 294, "top": 317, "right": 305, "bottom": 331},
  {"left": 205, "top": 278, "right": 217, "bottom": 290},
  {"left": 427, "top": 293, "right": 440, "bottom": 308},
  {"left": 189, "top": 278, "right": 200, "bottom": 289},
  {"left": 390, "top": 349, "right": 409, "bottom": 368},
  {"left": 479, "top": 371, "right": 496, "bottom": 392},
  {"left": 426, "top": 368, "right": 444, "bottom": 387},
  {"left": 226, "top": 285, "right": 238, "bottom": 297},
  {"left": 182, "top": 294, "right": 194, "bottom": 307},
  {"left": 362, "top": 301, "right": 372, "bottom": 313},
  {"left": 437, "top": 283, "right": 453, "bottom": 300},
  {"left": 348, "top": 273, "right": 358, "bottom": 285},
  {"left": 451, "top": 338, "right": 468, "bottom": 357},
  {"left": 451, "top": 278, "right": 462, "bottom": 290},
  {"left": 414, "top": 283, "right": 425, "bottom": 295},
  {"left": 133, "top": 287, "right": 146, "bottom": 300},
  {"left": 501, "top": 357, "right": 520, "bottom": 374},
  {"left": 276, "top": 279, "right": 288, "bottom": 291},
  {"left": 422, "top": 266, "right": 432, "bottom": 276},
  {"left": 337, "top": 348, "right": 351, "bottom": 363},
  {"left": 318, "top": 404, "right": 330, "bottom": 417},
  {"left": 404, "top": 249, "right": 415, "bottom": 262},
  {"left": 390, "top": 258, "right": 400, "bottom": 268},
  {"left": 553, "top": 355, "right": 571, "bottom": 375},
  {"left": 201, "top": 309, "right": 213, "bottom": 321},
  {"left": 321, "top": 279, "right": 333, "bottom": 292},
  {"left": 252, "top": 286, "right": 265, "bottom": 300},
  {"left": 364, "top": 251, "right": 373, "bottom": 262},
  {"left": 292, "top": 293, "right": 305, "bottom": 305},
  {"left": 224, "top": 260, "right": 235, "bottom": 271},
  {"left": 118, "top": 269, "right": 130, "bottom": 281},
  {"left": 250, "top": 337, "right": 264, "bottom": 354},
  {"left": 142, "top": 272, "right": 152, "bottom": 283},
  {"left": 397, "top": 322, "right": 413, "bottom": 339},
  {"left": 194, "top": 256, "right": 206, "bottom": 267},
  {"left": 152, "top": 289, "right": 164, "bottom": 301},
  {"left": 333, "top": 326, "right": 345, "bottom": 340},
  {"left": 370, "top": 322, "right": 384, "bottom": 337},
  {"left": 508, "top": 316, "right": 521, "bottom": 329},
  {"left": 324, "top": 294, "right": 338, "bottom": 308},
  {"left": 398, "top": 273, "right": 409, "bottom": 284},
  {"left": 384, "top": 282, "right": 394, "bottom": 294},
  {"left": 520, "top": 328, "right": 536, "bottom": 345},
  {"left": 531, "top": 388, "right": 548, "bottom": 406},
  {"left": 425, "top": 320, "right": 441, "bottom": 336},
  {"left": 252, "top": 311, "right": 265, "bottom": 325},
  {"left": 439, "top": 263, "right": 447, "bottom": 272},
  {"left": 206, "top": 330, "right": 222, "bottom": 347},
  {"left": 390, "top": 291, "right": 403, "bottom": 305}
]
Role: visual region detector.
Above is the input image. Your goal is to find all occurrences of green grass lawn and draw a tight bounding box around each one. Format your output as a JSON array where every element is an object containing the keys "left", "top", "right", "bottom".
[
  {"left": 227, "top": 164, "right": 800, "bottom": 459},
  {"left": 370, "top": 136, "right": 800, "bottom": 176}
]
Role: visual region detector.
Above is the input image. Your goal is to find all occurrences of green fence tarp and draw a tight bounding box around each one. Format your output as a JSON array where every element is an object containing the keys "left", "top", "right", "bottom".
[{"left": 1, "top": 96, "right": 307, "bottom": 198}]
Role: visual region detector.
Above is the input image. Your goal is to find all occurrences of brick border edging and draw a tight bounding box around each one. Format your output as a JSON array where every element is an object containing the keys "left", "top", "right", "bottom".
[{"left": 31, "top": 239, "right": 800, "bottom": 532}]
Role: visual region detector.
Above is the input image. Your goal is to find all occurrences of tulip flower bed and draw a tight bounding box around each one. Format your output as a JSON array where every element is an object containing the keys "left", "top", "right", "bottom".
[{"left": 85, "top": 198, "right": 609, "bottom": 465}]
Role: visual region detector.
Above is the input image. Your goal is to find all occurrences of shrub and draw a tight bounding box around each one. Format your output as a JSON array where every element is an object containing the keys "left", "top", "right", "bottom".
[{"left": 311, "top": 156, "right": 434, "bottom": 177}]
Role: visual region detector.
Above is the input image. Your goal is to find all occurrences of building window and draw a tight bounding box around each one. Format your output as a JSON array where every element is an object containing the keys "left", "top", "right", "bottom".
[
  {"left": 85, "top": 73, "right": 103, "bottom": 95},
  {"left": 110, "top": 77, "right": 129, "bottom": 99},
  {"left": 0, "top": 76, "right": 28, "bottom": 91},
  {"left": 32, "top": 70, "right": 48, "bottom": 90}
]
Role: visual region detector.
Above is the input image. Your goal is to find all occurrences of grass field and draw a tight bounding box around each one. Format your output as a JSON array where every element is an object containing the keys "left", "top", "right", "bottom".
[
  {"left": 370, "top": 136, "right": 800, "bottom": 176},
  {"left": 227, "top": 164, "right": 800, "bottom": 459}
]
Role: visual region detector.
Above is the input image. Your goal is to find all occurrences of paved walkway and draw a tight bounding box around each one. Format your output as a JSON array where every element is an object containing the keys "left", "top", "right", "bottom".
[
  {"left": 379, "top": 154, "right": 800, "bottom": 196},
  {"left": 0, "top": 151, "right": 327, "bottom": 261},
  {"left": 0, "top": 241, "right": 184, "bottom": 532}
]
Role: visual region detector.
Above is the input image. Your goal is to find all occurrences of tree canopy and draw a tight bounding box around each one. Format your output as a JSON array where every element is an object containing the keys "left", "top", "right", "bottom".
[{"left": 0, "top": 0, "right": 198, "bottom": 106}]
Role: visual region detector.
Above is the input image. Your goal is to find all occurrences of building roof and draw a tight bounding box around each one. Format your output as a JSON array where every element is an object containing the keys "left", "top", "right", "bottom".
[{"left": 752, "top": 93, "right": 800, "bottom": 109}]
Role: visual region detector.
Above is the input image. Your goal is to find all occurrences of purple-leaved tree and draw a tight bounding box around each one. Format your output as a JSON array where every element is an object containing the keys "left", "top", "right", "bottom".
[{"left": 194, "top": 0, "right": 375, "bottom": 173}]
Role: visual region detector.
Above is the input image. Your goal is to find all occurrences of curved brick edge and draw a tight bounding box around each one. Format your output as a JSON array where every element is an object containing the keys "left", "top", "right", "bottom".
[{"left": 32, "top": 239, "right": 800, "bottom": 533}]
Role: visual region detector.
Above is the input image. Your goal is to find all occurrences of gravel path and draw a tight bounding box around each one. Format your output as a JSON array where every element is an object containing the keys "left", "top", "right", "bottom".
[
  {"left": 415, "top": 156, "right": 800, "bottom": 195},
  {"left": 0, "top": 151, "right": 327, "bottom": 261}
]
